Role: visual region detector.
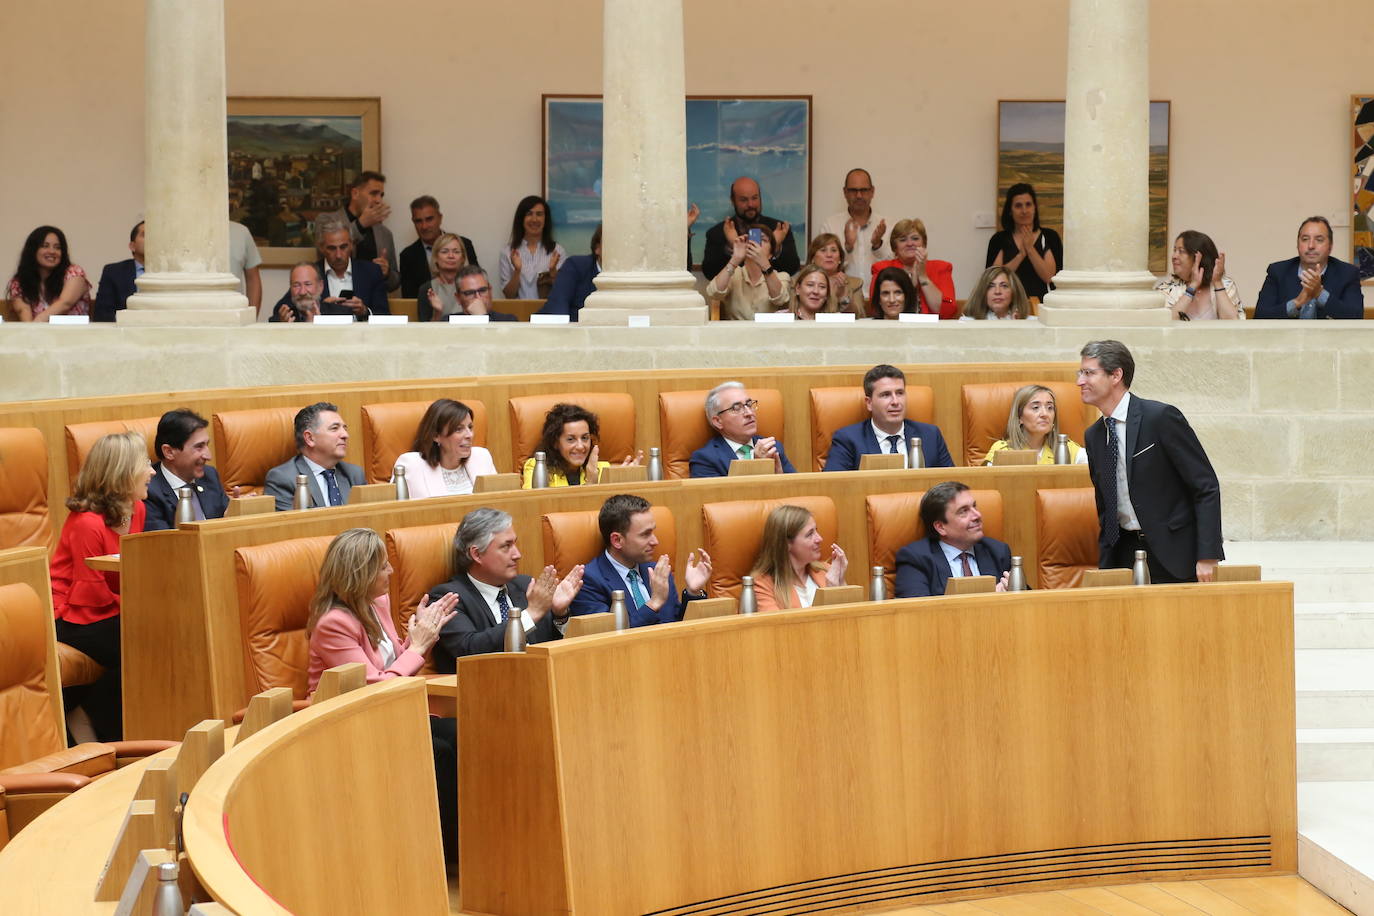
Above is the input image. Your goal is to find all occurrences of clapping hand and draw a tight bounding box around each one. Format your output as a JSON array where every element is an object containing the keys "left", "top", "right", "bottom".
[
  {"left": 275, "top": 302, "right": 297, "bottom": 323},
  {"left": 373, "top": 247, "right": 390, "bottom": 277},
  {"left": 548, "top": 250, "right": 562, "bottom": 273},
  {"left": 870, "top": 218, "right": 887, "bottom": 251},
  {"left": 405, "top": 592, "right": 460, "bottom": 654},
  {"left": 684, "top": 549, "right": 712, "bottom": 593},
  {"left": 728, "top": 235, "right": 749, "bottom": 266},
  {"left": 510, "top": 247, "right": 524, "bottom": 274},
  {"left": 843, "top": 218, "right": 859, "bottom": 253},
  {"left": 722, "top": 218, "right": 741, "bottom": 244},
  {"left": 586, "top": 444, "right": 602, "bottom": 482},
  {"left": 552, "top": 564, "right": 584, "bottom": 614},
  {"left": 620, "top": 449, "right": 644, "bottom": 467},
  {"left": 427, "top": 287, "right": 442, "bottom": 316},
  {"left": 647, "top": 555, "right": 672, "bottom": 611},
  {"left": 687, "top": 203, "right": 700, "bottom": 228},
  {"left": 772, "top": 220, "right": 791, "bottom": 250},
  {"left": 824, "top": 544, "right": 848, "bottom": 586},
  {"left": 1212, "top": 251, "right": 1227, "bottom": 286}
]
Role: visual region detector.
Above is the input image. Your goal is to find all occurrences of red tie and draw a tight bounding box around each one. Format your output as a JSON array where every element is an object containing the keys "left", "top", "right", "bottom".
[{"left": 961, "top": 552, "right": 973, "bottom": 577}]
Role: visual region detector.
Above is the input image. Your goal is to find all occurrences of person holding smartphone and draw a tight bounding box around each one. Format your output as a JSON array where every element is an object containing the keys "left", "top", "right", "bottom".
[{"left": 704, "top": 223, "right": 790, "bottom": 320}]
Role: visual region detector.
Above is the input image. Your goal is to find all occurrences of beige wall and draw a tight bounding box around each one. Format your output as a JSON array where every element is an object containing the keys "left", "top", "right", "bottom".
[{"left": 1, "top": 0, "right": 1369, "bottom": 306}]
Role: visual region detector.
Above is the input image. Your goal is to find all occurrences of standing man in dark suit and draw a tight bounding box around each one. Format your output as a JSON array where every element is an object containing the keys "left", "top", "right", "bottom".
[
  {"left": 824, "top": 364, "right": 954, "bottom": 471},
  {"left": 689, "top": 381, "right": 797, "bottom": 477},
  {"left": 310, "top": 216, "right": 389, "bottom": 318},
  {"left": 894, "top": 481, "right": 1014, "bottom": 597},
  {"left": 400, "top": 195, "right": 479, "bottom": 298},
  {"left": 1078, "top": 339, "right": 1223, "bottom": 583},
  {"left": 264, "top": 402, "right": 367, "bottom": 511},
  {"left": 143, "top": 408, "right": 232, "bottom": 530},
  {"left": 700, "top": 177, "right": 801, "bottom": 279},
  {"left": 1254, "top": 216, "right": 1365, "bottom": 319},
  {"left": 569, "top": 494, "right": 712, "bottom": 626},
  {"left": 539, "top": 224, "right": 601, "bottom": 321},
  {"left": 92, "top": 221, "right": 144, "bottom": 322},
  {"left": 427, "top": 508, "right": 584, "bottom": 670}
]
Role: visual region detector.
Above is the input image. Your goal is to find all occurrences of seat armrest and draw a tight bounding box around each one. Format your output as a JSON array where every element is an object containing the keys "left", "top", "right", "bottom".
[
  {"left": 0, "top": 742, "right": 116, "bottom": 778},
  {"left": 0, "top": 771, "right": 93, "bottom": 794},
  {"left": 109, "top": 740, "right": 179, "bottom": 766}
]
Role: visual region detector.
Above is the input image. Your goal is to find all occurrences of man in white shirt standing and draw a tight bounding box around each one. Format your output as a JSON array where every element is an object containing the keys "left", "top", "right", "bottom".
[{"left": 816, "top": 168, "right": 890, "bottom": 287}]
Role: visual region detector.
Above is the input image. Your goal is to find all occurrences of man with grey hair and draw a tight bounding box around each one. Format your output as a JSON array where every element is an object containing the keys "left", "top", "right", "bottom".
[
  {"left": 400, "top": 194, "right": 479, "bottom": 298},
  {"left": 269, "top": 262, "right": 329, "bottom": 322},
  {"left": 426, "top": 508, "right": 584, "bottom": 669},
  {"left": 689, "top": 381, "right": 796, "bottom": 477},
  {"left": 264, "top": 401, "right": 367, "bottom": 510},
  {"left": 311, "top": 214, "right": 390, "bottom": 319}
]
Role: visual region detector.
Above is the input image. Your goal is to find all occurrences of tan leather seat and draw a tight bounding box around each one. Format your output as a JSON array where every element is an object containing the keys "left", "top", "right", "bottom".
[
  {"left": 1036, "top": 487, "right": 1099, "bottom": 589},
  {"left": 808, "top": 385, "right": 936, "bottom": 472},
  {"left": 0, "top": 428, "right": 50, "bottom": 550},
  {"left": 865, "top": 489, "right": 1005, "bottom": 595},
  {"left": 960, "top": 381, "right": 1088, "bottom": 467},
  {"left": 508, "top": 392, "right": 637, "bottom": 470},
  {"left": 56, "top": 643, "right": 103, "bottom": 688},
  {"left": 64, "top": 416, "right": 160, "bottom": 487},
  {"left": 541, "top": 507, "right": 677, "bottom": 577},
  {"left": 385, "top": 522, "right": 459, "bottom": 642},
  {"left": 361, "top": 399, "right": 490, "bottom": 483},
  {"left": 233, "top": 536, "right": 333, "bottom": 700},
  {"left": 658, "top": 388, "right": 785, "bottom": 479},
  {"left": 213, "top": 407, "right": 299, "bottom": 496},
  {"left": 700, "top": 496, "right": 836, "bottom": 599}
]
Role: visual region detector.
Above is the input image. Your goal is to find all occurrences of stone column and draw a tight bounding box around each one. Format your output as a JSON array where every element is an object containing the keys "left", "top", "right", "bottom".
[
  {"left": 577, "top": 0, "right": 706, "bottom": 326},
  {"left": 121, "top": 0, "right": 253, "bottom": 326},
  {"left": 1039, "top": 0, "right": 1168, "bottom": 326}
]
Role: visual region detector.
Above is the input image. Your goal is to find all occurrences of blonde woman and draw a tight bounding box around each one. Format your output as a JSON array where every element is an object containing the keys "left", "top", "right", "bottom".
[
  {"left": 961, "top": 266, "right": 1031, "bottom": 320},
  {"left": 790, "top": 264, "right": 832, "bottom": 320},
  {"left": 49, "top": 431, "right": 155, "bottom": 740},
  {"left": 416, "top": 232, "right": 469, "bottom": 321},
  {"left": 806, "top": 232, "right": 864, "bottom": 315},
  {"left": 983, "top": 384, "right": 1087, "bottom": 465},
  {"left": 749, "top": 505, "right": 847, "bottom": 611}
]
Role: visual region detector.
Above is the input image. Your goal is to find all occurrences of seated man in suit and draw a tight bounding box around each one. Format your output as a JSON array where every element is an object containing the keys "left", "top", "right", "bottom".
[
  {"left": 427, "top": 508, "right": 584, "bottom": 669},
  {"left": 264, "top": 401, "right": 367, "bottom": 511},
  {"left": 895, "top": 481, "right": 1013, "bottom": 597},
  {"left": 1254, "top": 216, "right": 1364, "bottom": 319},
  {"left": 143, "top": 408, "right": 232, "bottom": 530},
  {"left": 824, "top": 364, "right": 954, "bottom": 470},
  {"left": 690, "top": 381, "right": 797, "bottom": 477},
  {"left": 400, "top": 195, "right": 479, "bottom": 298},
  {"left": 282, "top": 215, "right": 388, "bottom": 320},
  {"left": 453, "top": 265, "right": 518, "bottom": 321},
  {"left": 270, "top": 263, "right": 370, "bottom": 322},
  {"left": 569, "top": 494, "right": 712, "bottom": 626},
  {"left": 539, "top": 223, "right": 601, "bottom": 321},
  {"left": 92, "top": 221, "right": 144, "bottom": 322}
]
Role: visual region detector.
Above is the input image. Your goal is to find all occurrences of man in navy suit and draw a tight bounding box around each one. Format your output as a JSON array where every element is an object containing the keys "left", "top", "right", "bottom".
[
  {"left": 824, "top": 364, "right": 954, "bottom": 471},
  {"left": 1254, "top": 216, "right": 1364, "bottom": 319},
  {"left": 895, "top": 481, "right": 1014, "bottom": 597},
  {"left": 539, "top": 224, "right": 600, "bottom": 321},
  {"left": 570, "top": 494, "right": 712, "bottom": 626},
  {"left": 689, "top": 381, "right": 797, "bottom": 477},
  {"left": 400, "top": 195, "right": 479, "bottom": 298},
  {"left": 92, "top": 221, "right": 144, "bottom": 322},
  {"left": 282, "top": 216, "right": 389, "bottom": 319},
  {"left": 143, "top": 408, "right": 232, "bottom": 530}
]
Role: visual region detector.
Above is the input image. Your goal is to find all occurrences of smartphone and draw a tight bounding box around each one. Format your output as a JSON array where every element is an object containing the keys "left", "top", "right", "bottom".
[
  {"left": 748, "top": 228, "right": 764, "bottom": 246},
  {"left": 339, "top": 288, "right": 354, "bottom": 300}
]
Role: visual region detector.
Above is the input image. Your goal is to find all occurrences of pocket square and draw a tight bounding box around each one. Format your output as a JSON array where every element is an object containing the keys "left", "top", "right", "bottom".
[{"left": 1132, "top": 443, "right": 1155, "bottom": 459}]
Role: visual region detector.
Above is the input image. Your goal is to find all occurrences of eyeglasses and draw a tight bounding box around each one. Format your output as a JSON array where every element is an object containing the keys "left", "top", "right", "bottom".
[
  {"left": 458, "top": 286, "right": 491, "bottom": 298},
  {"left": 1076, "top": 368, "right": 1105, "bottom": 378},
  {"left": 715, "top": 398, "right": 759, "bottom": 417}
]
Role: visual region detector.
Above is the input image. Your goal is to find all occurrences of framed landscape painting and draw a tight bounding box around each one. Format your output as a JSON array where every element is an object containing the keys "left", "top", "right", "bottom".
[
  {"left": 998, "top": 100, "right": 1171, "bottom": 273},
  {"left": 1352, "top": 94, "right": 1374, "bottom": 283},
  {"left": 227, "top": 97, "right": 382, "bottom": 268}
]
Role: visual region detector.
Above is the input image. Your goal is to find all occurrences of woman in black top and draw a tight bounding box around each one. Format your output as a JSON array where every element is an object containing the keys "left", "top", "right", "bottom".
[{"left": 984, "top": 183, "right": 1062, "bottom": 300}]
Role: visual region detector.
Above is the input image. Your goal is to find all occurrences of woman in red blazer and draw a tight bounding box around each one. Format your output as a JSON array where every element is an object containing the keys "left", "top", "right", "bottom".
[{"left": 868, "top": 218, "right": 958, "bottom": 318}]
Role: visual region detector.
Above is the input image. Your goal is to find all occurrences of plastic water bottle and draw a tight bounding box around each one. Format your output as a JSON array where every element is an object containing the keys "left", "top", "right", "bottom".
[
  {"left": 175, "top": 487, "right": 195, "bottom": 527},
  {"left": 1132, "top": 549, "right": 1151, "bottom": 586},
  {"left": 153, "top": 861, "right": 183, "bottom": 916},
  {"left": 504, "top": 614, "right": 526, "bottom": 652},
  {"left": 1008, "top": 556, "right": 1027, "bottom": 591},
  {"left": 531, "top": 451, "right": 549, "bottom": 489},
  {"left": 908, "top": 437, "right": 925, "bottom": 469},
  {"left": 1053, "top": 433, "right": 1070, "bottom": 465},
  {"left": 647, "top": 447, "right": 664, "bottom": 481},
  {"left": 738, "top": 576, "right": 758, "bottom": 615},
  {"left": 292, "top": 473, "right": 311, "bottom": 510},
  {"left": 393, "top": 464, "right": 409, "bottom": 500},
  {"left": 869, "top": 566, "right": 886, "bottom": 601},
  {"left": 610, "top": 590, "right": 628, "bottom": 630}
]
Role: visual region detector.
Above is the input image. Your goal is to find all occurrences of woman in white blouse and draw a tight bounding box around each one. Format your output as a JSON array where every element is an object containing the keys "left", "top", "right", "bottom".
[
  {"left": 391, "top": 399, "right": 498, "bottom": 497},
  {"left": 498, "top": 195, "right": 565, "bottom": 299},
  {"left": 1155, "top": 230, "right": 1243, "bottom": 320}
]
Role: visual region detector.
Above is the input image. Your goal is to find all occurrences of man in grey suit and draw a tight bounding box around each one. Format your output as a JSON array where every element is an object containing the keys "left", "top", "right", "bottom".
[
  {"left": 264, "top": 402, "right": 367, "bottom": 511},
  {"left": 328, "top": 170, "right": 400, "bottom": 292}
]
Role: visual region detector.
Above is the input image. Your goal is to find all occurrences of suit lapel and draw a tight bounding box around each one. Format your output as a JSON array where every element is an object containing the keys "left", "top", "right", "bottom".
[
  {"left": 457, "top": 576, "right": 499, "bottom": 628},
  {"left": 930, "top": 540, "right": 954, "bottom": 592},
  {"left": 861, "top": 422, "right": 880, "bottom": 455},
  {"left": 295, "top": 455, "right": 323, "bottom": 508},
  {"left": 1125, "top": 397, "right": 1144, "bottom": 480}
]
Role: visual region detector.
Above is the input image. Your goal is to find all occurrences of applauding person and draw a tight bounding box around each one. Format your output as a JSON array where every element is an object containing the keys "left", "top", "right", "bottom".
[
  {"left": 416, "top": 233, "right": 469, "bottom": 322},
  {"left": 806, "top": 233, "right": 864, "bottom": 315},
  {"left": 750, "top": 505, "right": 847, "bottom": 611},
  {"left": 705, "top": 224, "right": 791, "bottom": 320},
  {"left": 868, "top": 219, "right": 958, "bottom": 318},
  {"left": 499, "top": 195, "right": 564, "bottom": 299},
  {"left": 521, "top": 403, "right": 640, "bottom": 488},
  {"left": 985, "top": 183, "right": 1062, "bottom": 300},
  {"left": 1155, "top": 231, "right": 1242, "bottom": 320},
  {"left": 1254, "top": 216, "right": 1362, "bottom": 319}
]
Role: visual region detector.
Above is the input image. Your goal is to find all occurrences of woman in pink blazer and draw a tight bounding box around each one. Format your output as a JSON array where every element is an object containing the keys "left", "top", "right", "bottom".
[{"left": 391, "top": 398, "right": 498, "bottom": 498}]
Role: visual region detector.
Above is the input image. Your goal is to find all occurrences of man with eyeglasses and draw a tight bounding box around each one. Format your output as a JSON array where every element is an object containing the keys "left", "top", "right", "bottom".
[
  {"left": 690, "top": 381, "right": 797, "bottom": 477},
  {"left": 454, "top": 265, "right": 518, "bottom": 321},
  {"left": 816, "top": 168, "right": 890, "bottom": 286}
]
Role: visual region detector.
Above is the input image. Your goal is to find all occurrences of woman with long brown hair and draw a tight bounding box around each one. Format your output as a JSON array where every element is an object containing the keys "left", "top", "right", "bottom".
[
  {"left": 392, "top": 398, "right": 498, "bottom": 497},
  {"left": 749, "top": 505, "right": 848, "bottom": 611}
]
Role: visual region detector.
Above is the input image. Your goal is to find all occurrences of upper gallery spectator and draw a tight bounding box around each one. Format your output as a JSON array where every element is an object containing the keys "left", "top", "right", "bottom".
[
  {"left": 401, "top": 195, "right": 479, "bottom": 299},
  {"left": 704, "top": 223, "right": 790, "bottom": 320},
  {"left": 869, "top": 267, "right": 919, "bottom": 320},
  {"left": 806, "top": 233, "right": 865, "bottom": 315},
  {"left": 894, "top": 481, "right": 1014, "bottom": 598},
  {"left": 868, "top": 219, "right": 958, "bottom": 319},
  {"left": 453, "top": 265, "right": 518, "bottom": 322},
  {"left": 539, "top": 223, "right": 601, "bottom": 321},
  {"left": 789, "top": 264, "right": 832, "bottom": 320},
  {"left": 984, "top": 183, "right": 1062, "bottom": 301},
  {"left": 1254, "top": 216, "right": 1364, "bottom": 319},
  {"left": 329, "top": 170, "right": 400, "bottom": 292},
  {"left": 93, "top": 221, "right": 145, "bottom": 322},
  {"left": 391, "top": 398, "right": 498, "bottom": 497},
  {"left": 143, "top": 408, "right": 232, "bottom": 530},
  {"left": 983, "top": 384, "right": 1088, "bottom": 466},
  {"left": 1155, "top": 230, "right": 1243, "bottom": 321},
  {"left": 228, "top": 220, "right": 263, "bottom": 319},
  {"left": 415, "top": 233, "right": 469, "bottom": 322},
  {"left": 960, "top": 266, "right": 1032, "bottom": 321},
  {"left": 824, "top": 364, "right": 954, "bottom": 470},
  {"left": 303, "top": 215, "right": 389, "bottom": 319},
  {"left": 7, "top": 225, "right": 92, "bottom": 321},
  {"left": 271, "top": 262, "right": 368, "bottom": 322},
  {"left": 815, "top": 168, "right": 890, "bottom": 287},
  {"left": 748, "top": 504, "right": 847, "bottom": 611},
  {"left": 264, "top": 402, "right": 367, "bottom": 511},
  {"left": 700, "top": 177, "right": 802, "bottom": 280},
  {"left": 498, "top": 195, "right": 565, "bottom": 299},
  {"left": 689, "top": 382, "right": 797, "bottom": 477}
]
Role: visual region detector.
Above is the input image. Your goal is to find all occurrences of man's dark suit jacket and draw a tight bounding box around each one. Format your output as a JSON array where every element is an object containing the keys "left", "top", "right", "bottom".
[
  {"left": 399, "top": 236, "right": 479, "bottom": 299},
  {"left": 894, "top": 536, "right": 1012, "bottom": 598},
  {"left": 427, "top": 573, "right": 560, "bottom": 671},
  {"left": 1084, "top": 394, "right": 1223, "bottom": 581},
  {"left": 700, "top": 215, "right": 801, "bottom": 279},
  {"left": 1254, "top": 255, "right": 1364, "bottom": 319},
  {"left": 689, "top": 434, "right": 797, "bottom": 478},
  {"left": 539, "top": 254, "right": 598, "bottom": 320},
  {"left": 271, "top": 259, "right": 389, "bottom": 320},
  {"left": 413, "top": 279, "right": 518, "bottom": 323},
  {"left": 92, "top": 259, "right": 139, "bottom": 322},
  {"left": 263, "top": 454, "right": 367, "bottom": 511},
  {"left": 143, "top": 463, "right": 230, "bottom": 531},
  {"left": 823, "top": 419, "right": 954, "bottom": 471},
  {"left": 569, "top": 552, "right": 699, "bottom": 627}
]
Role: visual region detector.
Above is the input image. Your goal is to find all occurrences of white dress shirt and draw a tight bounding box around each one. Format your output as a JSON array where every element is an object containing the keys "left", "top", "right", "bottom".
[
  {"left": 870, "top": 420, "right": 909, "bottom": 468},
  {"left": 816, "top": 210, "right": 891, "bottom": 285},
  {"left": 324, "top": 261, "right": 353, "bottom": 299},
  {"left": 939, "top": 540, "right": 981, "bottom": 577},
  {"left": 466, "top": 574, "right": 536, "bottom": 633},
  {"left": 1108, "top": 391, "right": 1142, "bottom": 532}
]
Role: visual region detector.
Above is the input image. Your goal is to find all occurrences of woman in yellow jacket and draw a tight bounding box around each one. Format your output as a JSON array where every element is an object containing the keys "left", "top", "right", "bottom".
[
  {"left": 520, "top": 402, "right": 641, "bottom": 487},
  {"left": 983, "top": 384, "right": 1087, "bottom": 465}
]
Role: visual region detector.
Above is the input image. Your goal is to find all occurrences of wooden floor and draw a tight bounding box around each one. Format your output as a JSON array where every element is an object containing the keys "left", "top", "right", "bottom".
[{"left": 448, "top": 876, "right": 1349, "bottom": 915}]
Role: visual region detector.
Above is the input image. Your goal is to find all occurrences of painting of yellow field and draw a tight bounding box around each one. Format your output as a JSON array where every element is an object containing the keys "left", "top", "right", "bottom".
[{"left": 998, "top": 101, "right": 1171, "bottom": 274}]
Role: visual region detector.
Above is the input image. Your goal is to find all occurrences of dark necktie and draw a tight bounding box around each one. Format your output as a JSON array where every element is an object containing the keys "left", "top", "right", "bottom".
[
  {"left": 321, "top": 468, "right": 343, "bottom": 506},
  {"left": 495, "top": 589, "right": 511, "bottom": 623},
  {"left": 961, "top": 552, "right": 973, "bottom": 577},
  {"left": 886, "top": 434, "right": 901, "bottom": 455},
  {"left": 1102, "top": 419, "right": 1121, "bottom": 547}
]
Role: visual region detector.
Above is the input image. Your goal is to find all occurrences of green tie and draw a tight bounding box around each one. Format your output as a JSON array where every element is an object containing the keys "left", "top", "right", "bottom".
[
  {"left": 626, "top": 569, "right": 647, "bottom": 609},
  {"left": 737, "top": 443, "right": 753, "bottom": 459}
]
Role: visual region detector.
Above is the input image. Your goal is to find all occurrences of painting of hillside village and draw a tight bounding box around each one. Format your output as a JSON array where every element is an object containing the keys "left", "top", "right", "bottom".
[{"left": 227, "top": 98, "right": 381, "bottom": 266}]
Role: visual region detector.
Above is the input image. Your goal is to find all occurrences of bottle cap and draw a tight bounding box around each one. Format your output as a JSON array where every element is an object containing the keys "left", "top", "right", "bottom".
[
  {"left": 1011, "top": 556, "right": 1023, "bottom": 566},
  {"left": 650, "top": 446, "right": 661, "bottom": 455},
  {"left": 1135, "top": 549, "right": 1147, "bottom": 560},
  {"left": 295, "top": 474, "right": 308, "bottom": 484},
  {"left": 871, "top": 565, "right": 884, "bottom": 575},
  {"left": 394, "top": 465, "right": 405, "bottom": 476}
]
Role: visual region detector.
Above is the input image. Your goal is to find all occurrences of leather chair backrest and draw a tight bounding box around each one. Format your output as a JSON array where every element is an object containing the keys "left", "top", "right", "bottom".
[
  {"left": 657, "top": 388, "right": 785, "bottom": 480},
  {"left": 0, "top": 428, "right": 50, "bottom": 551},
  {"left": 541, "top": 507, "right": 677, "bottom": 578},
  {"left": 865, "top": 489, "right": 1005, "bottom": 595},
  {"left": 64, "top": 416, "right": 160, "bottom": 487},
  {"left": 508, "top": 392, "right": 636, "bottom": 470},
  {"left": 808, "top": 385, "right": 936, "bottom": 472},
  {"left": 213, "top": 407, "right": 300, "bottom": 496},
  {"left": 0, "top": 583, "right": 65, "bottom": 768},
  {"left": 385, "top": 522, "right": 459, "bottom": 637},
  {"left": 1036, "top": 487, "right": 1099, "bottom": 589},
  {"left": 233, "top": 536, "right": 333, "bottom": 700},
  {"left": 361, "top": 399, "right": 490, "bottom": 484},
  {"left": 960, "top": 381, "right": 1088, "bottom": 467},
  {"left": 701, "top": 496, "right": 836, "bottom": 599}
]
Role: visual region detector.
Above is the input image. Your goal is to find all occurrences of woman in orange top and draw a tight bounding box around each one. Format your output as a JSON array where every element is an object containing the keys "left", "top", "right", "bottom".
[
  {"left": 750, "top": 504, "right": 848, "bottom": 611},
  {"left": 868, "top": 218, "right": 958, "bottom": 318}
]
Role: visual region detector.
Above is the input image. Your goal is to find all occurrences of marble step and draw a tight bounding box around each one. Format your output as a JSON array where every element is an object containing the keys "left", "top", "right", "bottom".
[
  {"left": 1296, "top": 605, "right": 1374, "bottom": 650},
  {"left": 1299, "top": 780, "right": 1374, "bottom": 915},
  {"left": 1299, "top": 729, "right": 1374, "bottom": 782},
  {"left": 1224, "top": 541, "right": 1374, "bottom": 604},
  {"left": 1296, "top": 649, "right": 1374, "bottom": 729}
]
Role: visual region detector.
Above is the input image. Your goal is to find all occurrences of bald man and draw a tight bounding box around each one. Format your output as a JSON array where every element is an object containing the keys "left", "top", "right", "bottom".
[{"left": 700, "top": 176, "right": 801, "bottom": 279}]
